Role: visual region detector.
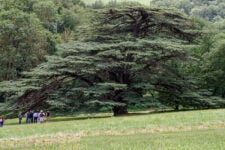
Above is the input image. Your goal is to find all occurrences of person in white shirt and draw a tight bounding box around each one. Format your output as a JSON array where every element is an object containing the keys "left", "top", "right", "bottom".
[
  {"left": 33, "top": 111, "right": 38, "bottom": 123},
  {"left": 39, "top": 110, "right": 45, "bottom": 123}
]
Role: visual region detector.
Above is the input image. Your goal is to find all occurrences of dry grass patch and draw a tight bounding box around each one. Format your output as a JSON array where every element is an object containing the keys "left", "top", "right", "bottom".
[
  {"left": 81, "top": 122, "right": 225, "bottom": 137},
  {"left": 2, "top": 123, "right": 224, "bottom": 149},
  {"left": 0, "top": 133, "right": 81, "bottom": 149}
]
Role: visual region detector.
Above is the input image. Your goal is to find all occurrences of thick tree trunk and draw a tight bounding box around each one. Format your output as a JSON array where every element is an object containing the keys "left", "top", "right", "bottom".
[
  {"left": 174, "top": 101, "right": 179, "bottom": 111},
  {"left": 113, "top": 105, "right": 128, "bottom": 116}
]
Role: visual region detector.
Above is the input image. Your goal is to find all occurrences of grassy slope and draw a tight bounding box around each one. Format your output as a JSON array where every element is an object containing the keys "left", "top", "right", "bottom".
[
  {"left": 80, "top": 129, "right": 225, "bottom": 150},
  {"left": 0, "top": 109, "right": 225, "bottom": 149}
]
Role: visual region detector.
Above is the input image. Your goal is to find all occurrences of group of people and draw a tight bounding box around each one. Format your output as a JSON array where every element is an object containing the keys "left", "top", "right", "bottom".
[
  {"left": 18, "top": 110, "right": 51, "bottom": 124},
  {"left": 0, "top": 110, "right": 51, "bottom": 128}
]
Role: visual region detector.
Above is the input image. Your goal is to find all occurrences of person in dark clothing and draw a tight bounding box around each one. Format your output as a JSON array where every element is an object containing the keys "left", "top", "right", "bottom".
[
  {"left": 46, "top": 111, "right": 51, "bottom": 122},
  {"left": 27, "top": 111, "right": 32, "bottom": 123},
  {"left": 29, "top": 111, "right": 33, "bottom": 123}
]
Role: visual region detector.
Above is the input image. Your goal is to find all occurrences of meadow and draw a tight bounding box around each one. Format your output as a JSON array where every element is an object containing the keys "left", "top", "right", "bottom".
[{"left": 0, "top": 109, "right": 225, "bottom": 149}]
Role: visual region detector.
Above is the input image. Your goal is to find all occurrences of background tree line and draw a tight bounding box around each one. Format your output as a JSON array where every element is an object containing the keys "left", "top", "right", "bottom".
[
  {"left": 87, "top": 0, "right": 225, "bottom": 23},
  {"left": 0, "top": 0, "right": 85, "bottom": 81}
]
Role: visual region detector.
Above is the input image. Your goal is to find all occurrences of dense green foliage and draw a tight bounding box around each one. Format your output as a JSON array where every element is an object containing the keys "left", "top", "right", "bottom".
[
  {"left": 0, "top": 0, "right": 84, "bottom": 81},
  {"left": 0, "top": 0, "right": 225, "bottom": 116},
  {"left": 0, "top": 7, "right": 54, "bottom": 81},
  {"left": 0, "top": 7, "right": 209, "bottom": 115}
]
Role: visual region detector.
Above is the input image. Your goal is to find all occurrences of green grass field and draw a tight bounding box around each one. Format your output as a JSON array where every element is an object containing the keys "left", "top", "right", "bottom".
[{"left": 0, "top": 109, "right": 225, "bottom": 149}]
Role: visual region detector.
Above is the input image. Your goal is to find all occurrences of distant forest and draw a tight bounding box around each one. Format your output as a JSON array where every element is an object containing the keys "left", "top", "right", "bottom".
[
  {"left": 88, "top": 0, "right": 225, "bottom": 22},
  {"left": 151, "top": 0, "right": 225, "bottom": 22}
]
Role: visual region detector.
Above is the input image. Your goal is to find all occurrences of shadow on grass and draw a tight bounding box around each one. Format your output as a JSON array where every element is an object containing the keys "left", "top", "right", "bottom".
[{"left": 115, "top": 107, "right": 225, "bottom": 117}]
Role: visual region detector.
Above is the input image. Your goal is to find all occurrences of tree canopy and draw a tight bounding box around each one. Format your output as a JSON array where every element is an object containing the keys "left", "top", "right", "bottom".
[
  {"left": 0, "top": 7, "right": 208, "bottom": 116},
  {"left": 0, "top": 0, "right": 225, "bottom": 117}
]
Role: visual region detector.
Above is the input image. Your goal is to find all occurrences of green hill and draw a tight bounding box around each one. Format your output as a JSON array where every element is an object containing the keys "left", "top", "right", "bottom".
[{"left": 1, "top": 109, "right": 225, "bottom": 149}]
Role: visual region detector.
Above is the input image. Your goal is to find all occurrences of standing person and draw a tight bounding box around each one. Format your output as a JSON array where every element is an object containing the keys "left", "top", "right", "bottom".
[
  {"left": 37, "top": 111, "right": 41, "bottom": 123},
  {"left": 29, "top": 110, "right": 34, "bottom": 123},
  {"left": 39, "top": 110, "right": 44, "bottom": 123},
  {"left": 27, "top": 110, "right": 33, "bottom": 123},
  {"left": 18, "top": 112, "right": 23, "bottom": 124},
  {"left": 33, "top": 111, "right": 38, "bottom": 123},
  {"left": 0, "top": 116, "right": 4, "bottom": 127},
  {"left": 25, "top": 111, "right": 29, "bottom": 123},
  {"left": 46, "top": 111, "right": 51, "bottom": 122}
]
